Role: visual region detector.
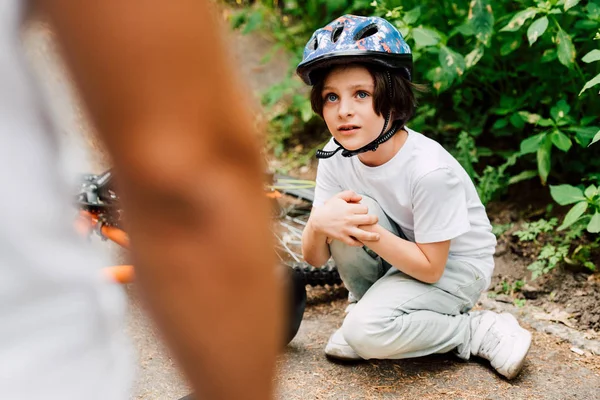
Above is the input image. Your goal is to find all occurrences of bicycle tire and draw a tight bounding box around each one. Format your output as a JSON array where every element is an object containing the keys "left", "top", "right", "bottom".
[
  {"left": 289, "top": 262, "right": 342, "bottom": 287},
  {"left": 284, "top": 265, "right": 306, "bottom": 344}
]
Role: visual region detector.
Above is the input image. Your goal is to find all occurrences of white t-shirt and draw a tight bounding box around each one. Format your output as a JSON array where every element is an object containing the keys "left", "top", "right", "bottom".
[
  {"left": 313, "top": 127, "right": 497, "bottom": 281},
  {"left": 0, "top": 3, "right": 132, "bottom": 399}
]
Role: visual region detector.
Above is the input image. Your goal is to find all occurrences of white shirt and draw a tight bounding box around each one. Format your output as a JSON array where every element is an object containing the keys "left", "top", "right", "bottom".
[
  {"left": 313, "top": 127, "right": 497, "bottom": 282},
  {"left": 0, "top": 3, "right": 132, "bottom": 398}
]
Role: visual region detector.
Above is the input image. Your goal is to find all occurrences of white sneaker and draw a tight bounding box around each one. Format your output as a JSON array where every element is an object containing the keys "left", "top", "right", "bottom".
[
  {"left": 470, "top": 311, "right": 532, "bottom": 380},
  {"left": 324, "top": 328, "right": 362, "bottom": 361}
]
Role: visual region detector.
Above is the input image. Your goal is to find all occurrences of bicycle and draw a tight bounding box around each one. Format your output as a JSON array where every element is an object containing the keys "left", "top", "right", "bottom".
[{"left": 75, "top": 169, "right": 341, "bottom": 345}]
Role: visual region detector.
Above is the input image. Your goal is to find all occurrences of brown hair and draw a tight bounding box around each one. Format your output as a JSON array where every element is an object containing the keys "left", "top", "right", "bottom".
[{"left": 309, "top": 63, "right": 425, "bottom": 124}]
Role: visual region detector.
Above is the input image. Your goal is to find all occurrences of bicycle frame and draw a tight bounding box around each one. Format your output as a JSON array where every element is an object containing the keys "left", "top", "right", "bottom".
[{"left": 76, "top": 210, "right": 135, "bottom": 284}]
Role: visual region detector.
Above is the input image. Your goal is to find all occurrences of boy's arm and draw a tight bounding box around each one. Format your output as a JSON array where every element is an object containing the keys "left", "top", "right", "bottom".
[
  {"left": 39, "top": 2, "right": 283, "bottom": 399},
  {"left": 360, "top": 225, "right": 450, "bottom": 283},
  {"left": 302, "top": 191, "right": 379, "bottom": 267},
  {"left": 302, "top": 216, "right": 331, "bottom": 267}
]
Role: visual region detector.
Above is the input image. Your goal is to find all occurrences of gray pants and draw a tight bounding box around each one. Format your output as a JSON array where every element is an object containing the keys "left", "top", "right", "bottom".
[{"left": 331, "top": 196, "right": 491, "bottom": 360}]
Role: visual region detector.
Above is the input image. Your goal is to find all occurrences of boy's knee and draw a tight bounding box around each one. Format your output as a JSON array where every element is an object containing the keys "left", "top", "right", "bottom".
[
  {"left": 342, "top": 308, "right": 401, "bottom": 359},
  {"left": 357, "top": 195, "right": 384, "bottom": 217}
]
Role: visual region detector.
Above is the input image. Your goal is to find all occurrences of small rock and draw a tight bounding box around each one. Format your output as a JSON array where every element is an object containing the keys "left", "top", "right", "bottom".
[
  {"left": 522, "top": 284, "right": 539, "bottom": 299},
  {"left": 570, "top": 347, "right": 585, "bottom": 356}
]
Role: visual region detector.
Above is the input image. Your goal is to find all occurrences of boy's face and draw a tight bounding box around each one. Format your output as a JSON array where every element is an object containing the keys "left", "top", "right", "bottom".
[{"left": 321, "top": 65, "right": 385, "bottom": 151}]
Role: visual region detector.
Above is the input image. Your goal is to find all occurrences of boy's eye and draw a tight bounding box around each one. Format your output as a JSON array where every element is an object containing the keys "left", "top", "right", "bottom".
[
  {"left": 325, "top": 93, "right": 338, "bottom": 102},
  {"left": 356, "top": 91, "right": 369, "bottom": 99}
]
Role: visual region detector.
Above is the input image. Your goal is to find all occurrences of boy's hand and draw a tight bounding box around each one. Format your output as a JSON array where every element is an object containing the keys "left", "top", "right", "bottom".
[{"left": 311, "top": 191, "right": 380, "bottom": 247}]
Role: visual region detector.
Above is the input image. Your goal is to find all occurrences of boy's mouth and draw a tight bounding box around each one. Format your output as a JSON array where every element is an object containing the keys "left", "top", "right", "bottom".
[{"left": 338, "top": 124, "right": 361, "bottom": 134}]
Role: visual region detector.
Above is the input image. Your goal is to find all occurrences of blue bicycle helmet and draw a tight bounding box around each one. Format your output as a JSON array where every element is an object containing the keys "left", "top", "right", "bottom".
[{"left": 296, "top": 14, "right": 412, "bottom": 86}]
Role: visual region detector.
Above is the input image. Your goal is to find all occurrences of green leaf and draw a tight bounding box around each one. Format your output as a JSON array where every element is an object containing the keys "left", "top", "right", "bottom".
[
  {"left": 439, "top": 46, "right": 466, "bottom": 78},
  {"left": 587, "top": 212, "right": 600, "bottom": 233},
  {"left": 520, "top": 132, "right": 547, "bottom": 154},
  {"left": 581, "top": 116, "right": 597, "bottom": 126},
  {"left": 590, "top": 130, "right": 600, "bottom": 146},
  {"left": 537, "top": 137, "right": 552, "bottom": 185},
  {"left": 556, "top": 29, "right": 576, "bottom": 68},
  {"left": 426, "top": 66, "right": 455, "bottom": 92},
  {"left": 567, "top": 126, "right": 600, "bottom": 146},
  {"left": 500, "top": 8, "right": 538, "bottom": 32},
  {"left": 588, "top": 2, "right": 600, "bottom": 19},
  {"left": 510, "top": 112, "right": 525, "bottom": 129},
  {"left": 518, "top": 111, "right": 542, "bottom": 124},
  {"left": 575, "top": 20, "right": 599, "bottom": 30},
  {"left": 582, "top": 49, "right": 600, "bottom": 63},
  {"left": 549, "top": 8, "right": 563, "bottom": 15},
  {"left": 412, "top": 28, "right": 442, "bottom": 48},
  {"left": 541, "top": 48, "right": 557, "bottom": 63},
  {"left": 468, "top": 0, "right": 495, "bottom": 46},
  {"left": 549, "top": 184, "right": 585, "bottom": 205},
  {"left": 465, "top": 46, "right": 485, "bottom": 68},
  {"left": 551, "top": 130, "right": 572, "bottom": 152},
  {"left": 508, "top": 170, "right": 538, "bottom": 185},
  {"left": 500, "top": 36, "right": 522, "bottom": 56},
  {"left": 564, "top": 0, "right": 581, "bottom": 11},
  {"left": 453, "top": 24, "right": 475, "bottom": 37},
  {"left": 579, "top": 73, "right": 600, "bottom": 95},
  {"left": 538, "top": 118, "right": 555, "bottom": 127},
  {"left": 493, "top": 118, "right": 508, "bottom": 129},
  {"left": 403, "top": 7, "right": 421, "bottom": 25},
  {"left": 527, "top": 16, "right": 548, "bottom": 45},
  {"left": 584, "top": 185, "right": 598, "bottom": 199},
  {"left": 550, "top": 99, "right": 571, "bottom": 121},
  {"left": 558, "top": 201, "right": 588, "bottom": 230}
]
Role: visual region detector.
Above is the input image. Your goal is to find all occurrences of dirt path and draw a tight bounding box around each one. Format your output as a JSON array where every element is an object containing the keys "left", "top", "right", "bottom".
[{"left": 21, "top": 11, "right": 600, "bottom": 400}]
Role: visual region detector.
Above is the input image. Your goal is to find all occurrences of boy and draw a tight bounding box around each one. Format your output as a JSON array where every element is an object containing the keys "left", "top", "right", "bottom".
[{"left": 299, "top": 15, "right": 531, "bottom": 380}]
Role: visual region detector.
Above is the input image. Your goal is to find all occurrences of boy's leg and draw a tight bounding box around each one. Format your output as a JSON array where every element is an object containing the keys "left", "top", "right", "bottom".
[
  {"left": 341, "top": 258, "right": 531, "bottom": 379},
  {"left": 342, "top": 259, "right": 485, "bottom": 360},
  {"left": 325, "top": 195, "right": 399, "bottom": 360},
  {"left": 328, "top": 195, "right": 401, "bottom": 301}
]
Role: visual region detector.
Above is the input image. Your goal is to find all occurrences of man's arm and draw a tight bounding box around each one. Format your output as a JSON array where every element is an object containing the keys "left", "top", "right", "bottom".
[{"left": 39, "top": 2, "right": 283, "bottom": 399}]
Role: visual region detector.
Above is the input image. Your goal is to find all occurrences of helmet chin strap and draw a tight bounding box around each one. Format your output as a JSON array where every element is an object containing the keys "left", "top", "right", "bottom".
[
  {"left": 315, "top": 119, "right": 401, "bottom": 159},
  {"left": 316, "top": 71, "right": 402, "bottom": 160}
]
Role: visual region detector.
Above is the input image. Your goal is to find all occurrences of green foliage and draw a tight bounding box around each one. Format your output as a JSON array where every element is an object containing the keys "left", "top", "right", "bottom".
[
  {"left": 512, "top": 215, "right": 597, "bottom": 279},
  {"left": 499, "top": 278, "right": 526, "bottom": 295},
  {"left": 513, "top": 218, "right": 558, "bottom": 242},
  {"left": 550, "top": 183, "right": 600, "bottom": 232},
  {"left": 231, "top": 1, "right": 600, "bottom": 271},
  {"left": 527, "top": 243, "right": 570, "bottom": 279},
  {"left": 514, "top": 298, "right": 527, "bottom": 307},
  {"left": 492, "top": 222, "right": 514, "bottom": 236}
]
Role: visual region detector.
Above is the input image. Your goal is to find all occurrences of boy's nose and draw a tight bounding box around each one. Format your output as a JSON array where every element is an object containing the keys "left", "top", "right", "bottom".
[{"left": 338, "top": 98, "right": 354, "bottom": 118}]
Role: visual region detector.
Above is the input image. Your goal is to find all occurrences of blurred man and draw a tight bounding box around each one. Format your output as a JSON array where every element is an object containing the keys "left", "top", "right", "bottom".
[{"left": 1, "top": 2, "right": 282, "bottom": 399}]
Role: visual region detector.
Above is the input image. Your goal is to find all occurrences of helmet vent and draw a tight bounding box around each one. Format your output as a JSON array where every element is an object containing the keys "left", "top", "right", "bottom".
[
  {"left": 331, "top": 25, "right": 344, "bottom": 43},
  {"left": 355, "top": 24, "right": 379, "bottom": 40},
  {"left": 309, "top": 37, "right": 318, "bottom": 50}
]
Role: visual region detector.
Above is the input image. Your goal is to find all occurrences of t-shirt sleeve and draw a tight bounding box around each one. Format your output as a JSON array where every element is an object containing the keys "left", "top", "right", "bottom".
[
  {"left": 312, "top": 158, "right": 342, "bottom": 207},
  {"left": 412, "top": 167, "right": 471, "bottom": 243}
]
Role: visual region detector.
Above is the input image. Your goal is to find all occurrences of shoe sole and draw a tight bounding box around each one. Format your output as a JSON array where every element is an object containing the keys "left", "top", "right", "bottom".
[
  {"left": 324, "top": 343, "right": 363, "bottom": 361},
  {"left": 497, "top": 313, "right": 532, "bottom": 380}
]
